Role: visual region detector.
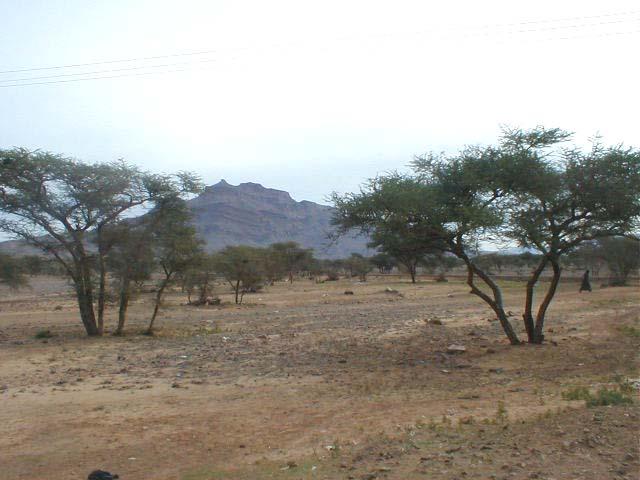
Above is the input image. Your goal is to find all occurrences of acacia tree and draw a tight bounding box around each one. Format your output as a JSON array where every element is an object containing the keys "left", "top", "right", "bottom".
[
  {"left": 269, "top": 242, "right": 313, "bottom": 283},
  {"left": 369, "top": 226, "right": 441, "bottom": 283},
  {"left": 491, "top": 129, "right": 640, "bottom": 342},
  {"left": 213, "top": 245, "right": 265, "bottom": 304},
  {"left": 594, "top": 237, "right": 640, "bottom": 286},
  {"left": 104, "top": 222, "right": 155, "bottom": 335},
  {"left": 0, "top": 253, "right": 28, "bottom": 290},
  {"left": 0, "top": 148, "right": 201, "bottom": 336},
  {"left": 145, "top": 197, "right": 203, "bottom": 335},
  {"left": 333, "top": 128, "right": 640, "bottom": 345},
  {"left": 181, "top": 252, "right": 218, "bottom": 304},
  {"left": 370, "top": 252, "right": 396, "bottom": 274},
  {"left": 332, "top": 166, "right": 522, "bottom": 344},
  {"left": 345, "top": 253, "right": 372, "bottom": 281}
]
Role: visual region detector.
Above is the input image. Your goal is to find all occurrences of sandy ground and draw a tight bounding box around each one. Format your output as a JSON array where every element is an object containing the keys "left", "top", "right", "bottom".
[{"left": 0, "top": 275, "right": 638, "bottom": 480}]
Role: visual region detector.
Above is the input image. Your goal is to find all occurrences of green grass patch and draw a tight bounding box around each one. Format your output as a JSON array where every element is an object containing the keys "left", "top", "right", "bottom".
[
  {"left": 618, "top": 324, "right": 640, "bottom": 338},
  {"left": 561, "top": 386, "right": 592, "bottom": 402},
  {"left": 562, "top": 385, "right": 633, "bottom": 407},
  {"left": 34, "top": 329, "right": 54, "bottom": 339},
  {"left": 586, "top": 388, "right": 633, "bottom": 407}
]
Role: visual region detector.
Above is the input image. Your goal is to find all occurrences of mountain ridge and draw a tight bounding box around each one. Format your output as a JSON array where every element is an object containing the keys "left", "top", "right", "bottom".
[
  {"left": 187, "top": 180, "right": 370, "bottom": 258},
  {"left": 0, "top": 180, "right": 371, "bottom": 259}
]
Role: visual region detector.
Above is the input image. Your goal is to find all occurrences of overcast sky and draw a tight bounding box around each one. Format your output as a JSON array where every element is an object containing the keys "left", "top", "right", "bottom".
[{"left": 1, "top": 1, "right": 639, "bottom": 204}]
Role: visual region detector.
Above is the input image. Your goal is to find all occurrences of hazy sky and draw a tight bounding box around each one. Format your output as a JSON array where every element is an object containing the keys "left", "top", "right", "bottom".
[{"left": 1, "top": 1, "right": 639, "bottom": 204}]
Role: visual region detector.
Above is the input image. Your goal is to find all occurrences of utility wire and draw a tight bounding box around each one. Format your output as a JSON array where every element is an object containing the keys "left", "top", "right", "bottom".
[
  {"left": 0, "top": 9, "right": 637, "bottom": 75},
  {"left": 1, "top": 16, "right": 638, "bottom": 88}
]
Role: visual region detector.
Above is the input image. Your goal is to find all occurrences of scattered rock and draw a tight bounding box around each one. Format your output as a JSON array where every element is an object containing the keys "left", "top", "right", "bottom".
[
  {"left": 88, "top": 470, "right": 119, "bottom": 480},
  {"left": 344, "top": 290, "right": 354, "bottom": 295},
  {"left": 447, "top": 344, "right": 466, "bottom": 354}
]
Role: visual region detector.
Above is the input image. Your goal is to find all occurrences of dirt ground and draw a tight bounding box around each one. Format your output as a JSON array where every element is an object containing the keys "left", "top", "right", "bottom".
[{"left": 0, "top": 275, "right": 638, "bottom": 480}]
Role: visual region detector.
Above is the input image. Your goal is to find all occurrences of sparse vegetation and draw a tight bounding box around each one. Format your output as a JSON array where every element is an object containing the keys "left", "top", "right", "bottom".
[{"left": 562, "top": 385, "right": 634, "bottom": 407}]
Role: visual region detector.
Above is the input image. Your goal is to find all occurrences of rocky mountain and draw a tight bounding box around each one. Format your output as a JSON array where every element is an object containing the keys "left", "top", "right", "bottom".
[{"left": 187, "top": 180, "right": 371, "bottom": 258}]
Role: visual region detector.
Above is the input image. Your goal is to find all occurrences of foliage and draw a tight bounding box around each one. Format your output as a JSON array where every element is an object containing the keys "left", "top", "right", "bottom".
[
  {"left": 369, "top": 252, "right": 396, "bottom": 273},
  {"left": 213, "top": 245, "right": 266, "bottom": 304},
  {"left": 181, "top": 252, "right": 218, "bottom": 304},
  {"left": 145, "top": 196, "right": 204, "bottom": 334},
  {"left": 596, "top": 237, "right": 640, "bottom": 286},
  {"left": 0, "top": 148, "right": 202, "bottom": 335},
  {"left": 562, "top": 385, "right": 633, "bottom": 407},
  {"left": 561, "top": 386, "right": 592, "bottom": 401},
  {"left": 0, "top": 253, "right": 28, "bottom": 290},
  {"left": 344, "top": 253, "right": 372, "bottom": 281},
  {"left": 267, "top": 242, "right": 314, "bottom": 283},
  {"left": 332, "top": 127, "right": 640, "bottom": 345},
  {"left": 34, "top": 329, "right": 54, "bottom": 339}
]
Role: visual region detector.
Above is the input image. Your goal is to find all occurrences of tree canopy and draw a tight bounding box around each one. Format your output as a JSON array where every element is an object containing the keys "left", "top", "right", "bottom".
[
  {"left": 0, "top": 148, "right": 202, "bottom": 335},
  {"left": 333, "top": 127, "right": 640, "bottom": 344}
]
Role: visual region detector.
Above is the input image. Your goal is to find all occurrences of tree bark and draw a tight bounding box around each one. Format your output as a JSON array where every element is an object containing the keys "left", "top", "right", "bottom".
[
  {"left": 523, "top": 256, "right": 548, "bottom": 343},
  {"left": 234, "top": 279, "right": 240, "bottom": 304},
  {"left": 75, "top": 278, "right": 99, "bottom": 336},
  {"left": 97, "top": 252, "right": 107, "bottom": 335},
  {"left": 146, "top": 275, "right": 171, "bottom": 335},
  {"left": 532, "top": 260, "right": 561, "bottom": 344},
  {"left": 115, "top": 277, "right": 131, "bottom": 335},
  {"left": 409, "top": 264, "right": 417, "bottom": 284},
  {"left": 72, "top": 256, "right": 100, "bottom": 336}
]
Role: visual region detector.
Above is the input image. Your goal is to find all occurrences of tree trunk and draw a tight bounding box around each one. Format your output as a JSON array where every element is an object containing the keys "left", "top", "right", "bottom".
[
  {"left": 452, "top": 242, "right": 519, "bottom": 344},
  {"left": 71, "top": 256, "right": 100, "bottom": 336},
  {"left": 522, "top": 256, "right": 548, "bottom": 343},
  {"left": 532, "top": 260, "right": 561, "bottom": 344},
  {"left": 146, "top": 275, "right": 171, "bottom": 335},
  {"left": 289, "top": 271, "right": 294, "bottom": 283},
  {"left": 97, "top": 252, "right": 107, "bottom": 335},
  {"left": 409, "top": 264, "right": 416, "bottom": 284},
  {"left": 234, "top": 279, "right": 240, "bottom": 304},
  {"left": 75, "top": 279, "right": 99, "bottom": 336},
  {"left": 115, "top": 277, "right": 131, "bottom": 335}
]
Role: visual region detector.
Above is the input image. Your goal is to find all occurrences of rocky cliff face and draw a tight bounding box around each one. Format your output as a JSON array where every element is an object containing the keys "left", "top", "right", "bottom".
[{"left": 187, "top": 180, "right": 370, "bottom": 258}]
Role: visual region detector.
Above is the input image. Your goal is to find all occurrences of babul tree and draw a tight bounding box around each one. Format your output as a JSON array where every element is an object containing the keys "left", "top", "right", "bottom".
[
  {"left": 333, "top": 127, "right": 640, "bottom": 345},
  {"left": 592, "top": 237, "right": 639, "bottom": 286},
  {"left": 269, "top": 241, "right": 314, "bottom": 283},
  {"left": 345, "top": 253, "right": 372, "bottom": 281},
  {"left": 370, "top": 252, "right": 396, "bottom": 274},
  {"left": 180, "top": 252, "right": 218, "bottom": 305},
  {"left": 0, "top": 148, "right": 201, "bottom": 336},
  {"left": 368, "top": 224, "right": 442, "bottom": 283},
  {"left": 0, "top": 253, "right": 28, "bottom": 290},
  {"left": 491, "top": 129, "right": 640, "bottom": 342},
  {"left": 146, "top": 196, "right": 203, "bottom": 335},
  {"left": 213, "top": 245, "right": 265, "bottom": 304},
  {"left": 104, "top": 221, "right": 155, "bottom": 335}
]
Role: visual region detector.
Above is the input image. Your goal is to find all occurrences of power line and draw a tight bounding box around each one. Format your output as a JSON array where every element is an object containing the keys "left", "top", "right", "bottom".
[
  {"left": 0, "top": 9, "right": 638, "bottom": 75},
  {"left": 1, "top": 18, "right": 638, "bottom": 88}
]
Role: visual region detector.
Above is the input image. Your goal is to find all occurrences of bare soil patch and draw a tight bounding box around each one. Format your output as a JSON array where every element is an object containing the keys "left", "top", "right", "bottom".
[{"left": 0, "top": 276, "right": 638, "bottom": 479}]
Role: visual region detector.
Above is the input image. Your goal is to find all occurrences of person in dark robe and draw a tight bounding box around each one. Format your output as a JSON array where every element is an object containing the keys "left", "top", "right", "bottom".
[{"left": 579, "top": 269, "right": 592, "bottom": 292}]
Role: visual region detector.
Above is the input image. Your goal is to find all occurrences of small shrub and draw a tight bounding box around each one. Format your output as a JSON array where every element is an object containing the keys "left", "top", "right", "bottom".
[
  {"left": 562, "top": 386, "right": 592, "bottom": 401},
  {"left": 326, "top": 271, "right": 340, "bottom": 281},
  {"left": 618, "top": 325, "right": 640, "bottom": 338},
  {"left": 586, "top": 388, "right": 633, "bottom": 407},
  {"left": 562, "top": 385, "right": 633, "bottom": 407},
  {"left": 34, "top": 329, "right": 54, "bottom": 339},
  {"left": 495, "top": 401, "right": 508, "bottom": 423}
]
